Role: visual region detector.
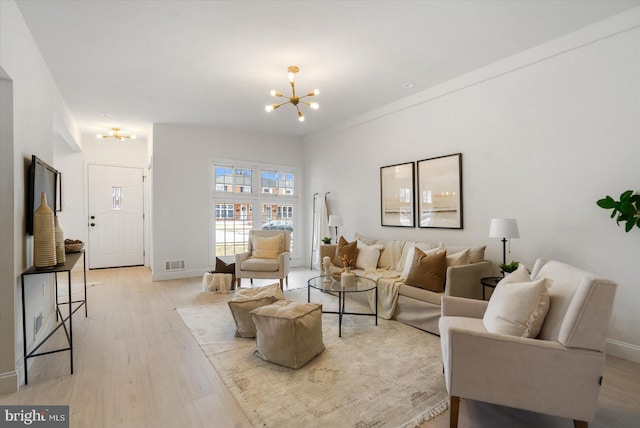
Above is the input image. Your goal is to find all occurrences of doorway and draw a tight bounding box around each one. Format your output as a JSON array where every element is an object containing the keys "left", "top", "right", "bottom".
[{"left": 87, "top": 164, "right": 144, "bottom": 268}]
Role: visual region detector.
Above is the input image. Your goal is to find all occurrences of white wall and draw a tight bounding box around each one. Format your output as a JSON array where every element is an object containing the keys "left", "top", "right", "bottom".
[
  {"left": 303, "top": 11, "right": 640, "bottom": 361},
  {"left": 54, "top": 135, "right": 151, "bottom": 267},
  {"left": 0, "top": 0, "right": 80, "bottom": 391},
  {"left": 151, "top": 124, "right": 303, "bottom": 280}
]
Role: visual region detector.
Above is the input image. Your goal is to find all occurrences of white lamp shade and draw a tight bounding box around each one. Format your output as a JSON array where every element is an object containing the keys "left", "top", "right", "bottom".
[
  {"left": 328, "top": 215, "right": 343, "bottom": 227},
  {"left": 489, "top": 218, "right": 520, "bottom": 239}
]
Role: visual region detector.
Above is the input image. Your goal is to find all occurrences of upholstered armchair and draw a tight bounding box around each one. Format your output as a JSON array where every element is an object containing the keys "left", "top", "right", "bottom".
[
  {"left": 439, "top": 258, "right": 616, "bottom": 428},
  {"left": 236, "top": 230, "right": 291, "bottom": 290}
]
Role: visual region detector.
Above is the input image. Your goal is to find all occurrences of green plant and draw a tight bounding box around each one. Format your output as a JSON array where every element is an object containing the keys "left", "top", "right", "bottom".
[
  {"left": 321, "top": 237, "right": 332, "bottom": 244},
  {"left": 499, "top": 261, "right": 520, "bottom": 274},
  {"left": 597, "top": 190, "right": 640, "bottom": 232}
]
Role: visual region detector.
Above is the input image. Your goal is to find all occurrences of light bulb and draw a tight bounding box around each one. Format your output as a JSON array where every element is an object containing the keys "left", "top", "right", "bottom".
[
  {"left": 309, "top": 102, "right": 319, "bottom": 110},
  {"left": 312, "top": 89, "right": 319, "bottom": 95},
  {"left": 130, "top": 135, "right": 136, "bottom": 139},
  {"left": 298, "top": 111, "right": 305, "bottom": 122},
  {"left": 265, "top": 105, "right": 273, "bottom": 112},
  {"left": 288, "top": 72, "right": 295, "bottom": 83},
  {"left": 270, "top": 89, "right": 284, "bottom": 97},
  {"left": 96, "top": 134, "right": 103, "bottom": 138}
]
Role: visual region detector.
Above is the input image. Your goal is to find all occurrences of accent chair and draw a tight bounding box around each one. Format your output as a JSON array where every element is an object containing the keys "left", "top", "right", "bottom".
[
  {"left": 236, "top": 230, "right": 291, "bottom": 290},
  {"left": 439, "top": 258, "right": 617, "bottom": 428}
]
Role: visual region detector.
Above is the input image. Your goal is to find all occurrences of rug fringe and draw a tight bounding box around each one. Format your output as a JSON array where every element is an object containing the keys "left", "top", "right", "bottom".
[{"left": 401, "top": 397, "right": 449, "bottom": 428}]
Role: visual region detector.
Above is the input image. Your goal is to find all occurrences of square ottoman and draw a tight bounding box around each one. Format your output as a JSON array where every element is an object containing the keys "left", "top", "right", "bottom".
[
  {"left": 228, "top": 283, "right": 284, "bottom": 338},
  {"left": 251, "top": 300, "right": 325, "bottom": 369}
]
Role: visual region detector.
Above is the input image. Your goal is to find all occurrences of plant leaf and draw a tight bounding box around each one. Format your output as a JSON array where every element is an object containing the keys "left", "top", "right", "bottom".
[
  {"left": 597, "top": 196, "right": 616, "bottom": 209},
  {"left": 625, "top": 220, "right": 634, "bottom": 232},
  {"left": 620, "top": 190, "right": 634, "bottom": 201},
  {"left": 620, "top": 201, "right": 635, "bottom": 216}
]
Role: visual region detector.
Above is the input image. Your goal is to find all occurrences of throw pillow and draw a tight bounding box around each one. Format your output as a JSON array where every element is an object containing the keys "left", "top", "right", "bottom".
[
  {"left": 214, "top": 257, "right": 235, "bottom": 274},
  {"left": 401, "top": 243, "right": 436, "bottom": 279},
  {"left": 355, "top": 240, "right": 383, "bottom": 271},
  {"left": 333, "top": 236, "right": 358, "bottom": 268},
  {"left": 404, "top": 248, "right": 447, "bottom": 292},
  {"left": 483, "top": 264, "right": 551, "bottom": 338},
  {"left": 252, "top": 234, "right": 283, "bottom": 259},
  {"left": 446, "top": 248, "right": 470, "bottom": 268},
  {"left": 353, "top": 232, "right": 377, "bottom": 246},
  {"left": 378, "top": 240, "right": 403, "bottom": 270},
  {"left": 444, "top": 245, "right": 486, "bottom": 264}
]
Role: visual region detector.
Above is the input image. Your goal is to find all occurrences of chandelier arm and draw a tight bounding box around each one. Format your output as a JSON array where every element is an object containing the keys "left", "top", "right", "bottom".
[{"left": 290, "top": 81, "right": 296, "bottom": 98}]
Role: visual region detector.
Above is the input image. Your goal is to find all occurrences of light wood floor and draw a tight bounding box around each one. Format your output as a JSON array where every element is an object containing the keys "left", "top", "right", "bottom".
[{"left": 1, "top": 266, "right": 639, "bottom": 428}]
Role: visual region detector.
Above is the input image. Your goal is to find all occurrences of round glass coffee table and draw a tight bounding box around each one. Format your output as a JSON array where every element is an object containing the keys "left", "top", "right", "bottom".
[{"left": 307, "top": 275, "right": 377, "bottom": 337}]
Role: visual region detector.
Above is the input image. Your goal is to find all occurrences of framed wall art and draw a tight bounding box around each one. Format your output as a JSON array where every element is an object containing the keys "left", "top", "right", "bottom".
[
  {"left": 417, "top": 153, "right": 463, "bottom": 229},
  {"left": 380, "top": 162, "right": 415, "bottom": 227}
]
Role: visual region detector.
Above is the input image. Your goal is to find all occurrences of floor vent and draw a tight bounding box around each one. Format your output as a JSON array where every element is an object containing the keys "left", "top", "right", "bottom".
[{"left": 165, "top": 259, "right": 186, "bottom": 271}]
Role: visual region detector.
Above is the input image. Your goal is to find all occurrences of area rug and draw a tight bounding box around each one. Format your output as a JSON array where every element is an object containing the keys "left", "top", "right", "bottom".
[{"left": 176, "top": 289, "right": 448, "bottom": 428}]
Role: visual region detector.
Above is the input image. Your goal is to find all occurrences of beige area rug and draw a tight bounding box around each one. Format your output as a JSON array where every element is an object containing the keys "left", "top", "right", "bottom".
[{"left": 176, "top": 288, "right": 448, "bottom": 428}]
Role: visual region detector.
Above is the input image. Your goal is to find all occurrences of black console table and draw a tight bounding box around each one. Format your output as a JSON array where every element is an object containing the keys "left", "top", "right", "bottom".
[{"left": 20, "top": 250, "right": 87, "bottom": 384}]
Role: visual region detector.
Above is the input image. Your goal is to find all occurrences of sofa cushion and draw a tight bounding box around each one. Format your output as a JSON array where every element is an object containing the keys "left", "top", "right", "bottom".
[
  {"left": 252, "top": 234, "right": 283, "bottom": 259},
  {"left": 334, "top": 236, "right": 357, "bottom": 268},
  {"left": 483, "top": 264, "right": 550, "bottom": 338},
  {"left": 405, "top": 248, "right": 447, "bottom": 292},
  {"left": 355, "top": 240, "right": 383, "bottom": 271},
  {"left": 397, "top": 284, "right": 443, "bottom": 305}
]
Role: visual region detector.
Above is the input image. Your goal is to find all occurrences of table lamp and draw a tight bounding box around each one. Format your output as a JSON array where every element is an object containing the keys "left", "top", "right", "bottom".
[
  {"left": 489, "top": 218, "right": 520, "bottom": 268},
  {"left": 328, "top": 215, "right": 343, "bottom": 242}
]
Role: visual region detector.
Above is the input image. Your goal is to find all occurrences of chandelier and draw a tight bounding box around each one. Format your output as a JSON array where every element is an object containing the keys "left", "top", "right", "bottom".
[
  {"left": 265, "top": 66, "right": 319, "bottom": 122},
  {"left": 96, "top": 128, "right": 136, "bottom": 141}
]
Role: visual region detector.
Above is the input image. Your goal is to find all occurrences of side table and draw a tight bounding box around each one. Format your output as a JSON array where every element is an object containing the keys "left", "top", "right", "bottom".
[
  {"left": 480, "top": 276, "right": 502, "bottom": 300},
  {"left": 20, "top": 250, "right": 87, "bottom": 384}
]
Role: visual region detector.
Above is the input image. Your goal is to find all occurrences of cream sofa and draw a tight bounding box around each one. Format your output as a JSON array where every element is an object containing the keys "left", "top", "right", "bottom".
[{"left": 320, "top": 238, "right": 492, "bottom": 335}]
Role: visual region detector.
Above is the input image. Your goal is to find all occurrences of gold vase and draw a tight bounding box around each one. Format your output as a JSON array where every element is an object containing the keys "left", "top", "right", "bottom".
[
  {"left": 54, "top": 216, "right": 65, "bottom": 264},
  {"left": 33, "top": 192, "right": 57, "bottom": 267}
]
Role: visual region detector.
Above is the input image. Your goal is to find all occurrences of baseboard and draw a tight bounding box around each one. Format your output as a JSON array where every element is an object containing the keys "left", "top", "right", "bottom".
[
  {"left": 606, "top": 338, "right": 640, "bottom": 363},
  {"left": 0, "top": 369, "right": 19, "bottom": 395}
]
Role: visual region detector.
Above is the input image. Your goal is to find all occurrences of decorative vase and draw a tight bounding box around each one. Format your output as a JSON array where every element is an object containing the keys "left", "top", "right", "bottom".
[
  {"left": 322, "top": 260, "right": 332, "bottom": 283},
  {"left": 54, "top": 216, "right": 65, "bottom": 264},
  {"left": 341, "top": 269, "right": 355, "bottom": 288},
  {"left": 33, "top": 192, "right": 57, "bottom": 267}
]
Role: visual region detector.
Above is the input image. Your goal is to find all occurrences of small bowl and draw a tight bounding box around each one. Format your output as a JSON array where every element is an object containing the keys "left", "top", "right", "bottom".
[{"left": 64, "top": 242, "right": 84, "bottom": 253}]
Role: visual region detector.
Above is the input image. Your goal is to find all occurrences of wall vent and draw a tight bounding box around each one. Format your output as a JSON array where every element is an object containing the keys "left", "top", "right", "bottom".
[
  {"left": 34, "top": 312, "right": 43, "bottom": 339},
  {"left": 165, "top": 259, "right": 186, "bottom": 271}
]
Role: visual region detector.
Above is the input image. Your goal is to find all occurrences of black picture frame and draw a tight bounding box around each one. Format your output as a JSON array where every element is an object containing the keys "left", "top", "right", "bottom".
[
  {"left": 417, "top": 153, "right": 463, "bottom": 229},
  {"left": 380, "top": 161, "right": 415, "bottom": 227}
]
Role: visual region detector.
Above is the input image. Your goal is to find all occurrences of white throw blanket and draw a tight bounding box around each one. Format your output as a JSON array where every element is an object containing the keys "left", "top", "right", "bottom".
[
  {"left": 202, "top": 273, "right": 233, "bottom": 294},
  {"left": 369, "top": 276, "right": 404, "bottom": 319}
]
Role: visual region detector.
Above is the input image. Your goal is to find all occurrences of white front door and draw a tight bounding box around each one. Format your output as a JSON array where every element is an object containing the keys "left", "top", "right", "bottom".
[{"left": 88, "top": 164, "right": 144, "bottom": 269}]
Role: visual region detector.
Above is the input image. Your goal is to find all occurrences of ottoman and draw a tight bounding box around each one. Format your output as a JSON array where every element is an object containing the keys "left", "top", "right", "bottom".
[
  {"left": 228, "top": 283, "right": 284, "bottom": 338},
  {"left": 251, "top": 300, "right": 325, "bottom": 369}
]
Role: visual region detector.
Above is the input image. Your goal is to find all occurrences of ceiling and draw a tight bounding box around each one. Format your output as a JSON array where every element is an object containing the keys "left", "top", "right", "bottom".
[{"left": 15, "top": 0, "right": 640, "bottom": 140}]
